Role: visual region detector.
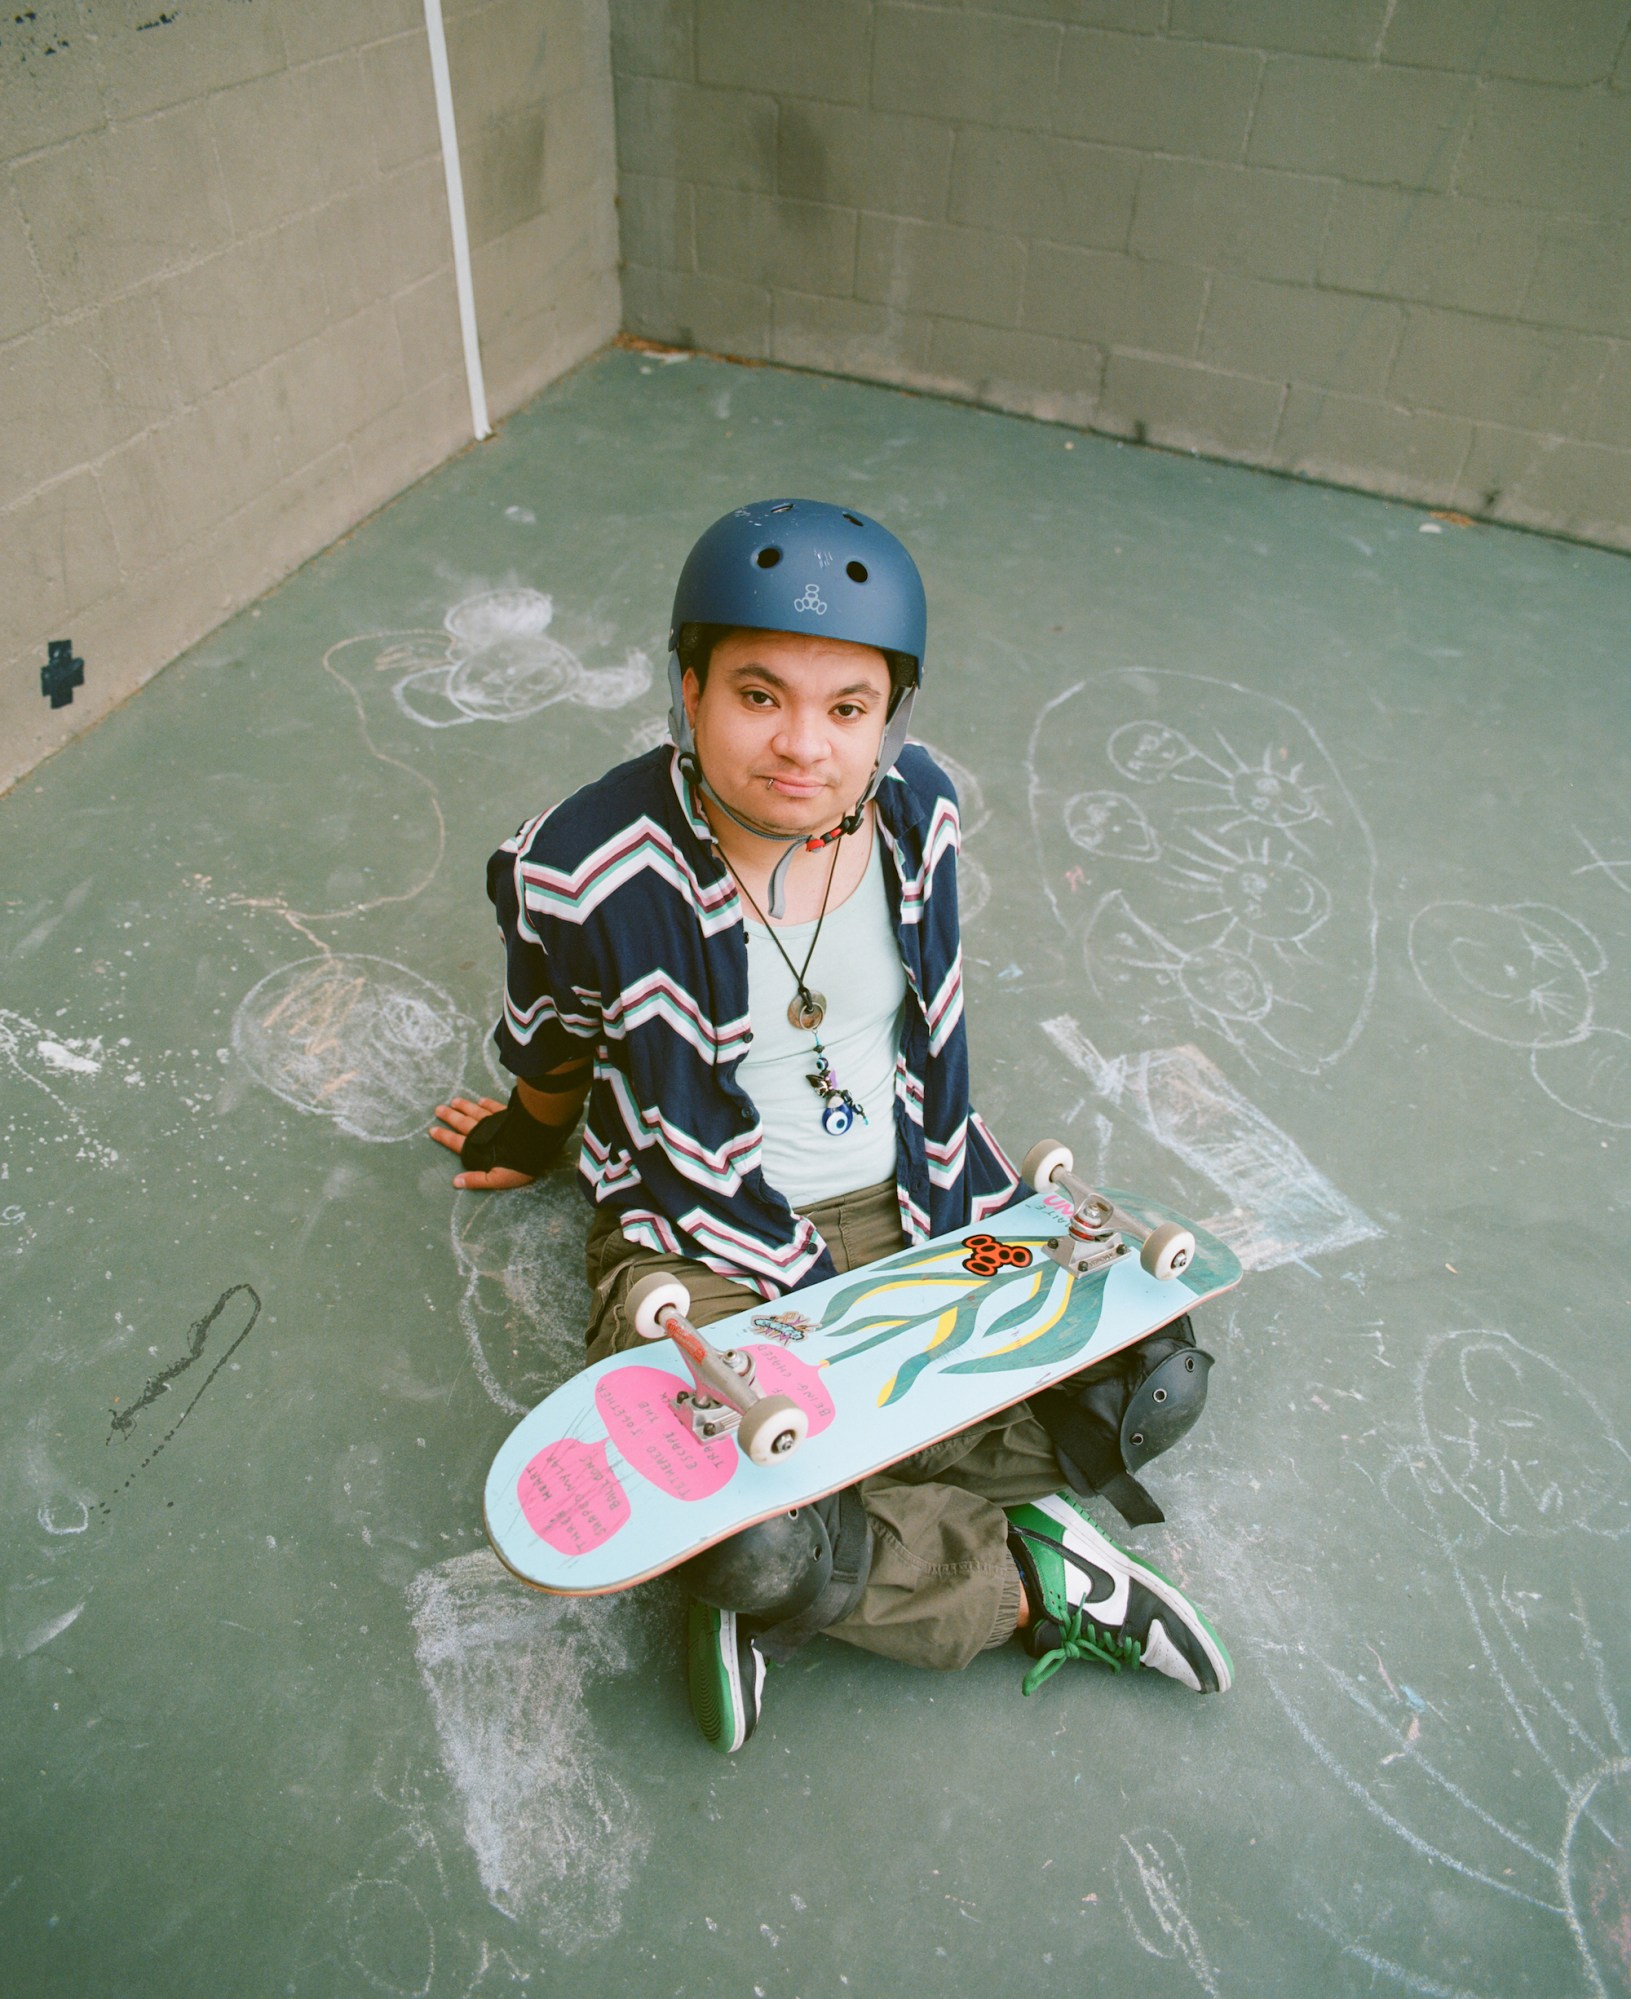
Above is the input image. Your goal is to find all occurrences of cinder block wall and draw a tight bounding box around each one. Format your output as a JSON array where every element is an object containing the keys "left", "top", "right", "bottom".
[
  {"left": 613, "top": 0, "right": 1631, "bottom": 551},
  {"left": 2, "top": 0, "right": 618, "bottom": 793}
]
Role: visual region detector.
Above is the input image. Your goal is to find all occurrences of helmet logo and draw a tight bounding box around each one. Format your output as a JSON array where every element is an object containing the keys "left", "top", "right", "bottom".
[{"left": 793, "top": 584, "right": 827, "bottom": 616}]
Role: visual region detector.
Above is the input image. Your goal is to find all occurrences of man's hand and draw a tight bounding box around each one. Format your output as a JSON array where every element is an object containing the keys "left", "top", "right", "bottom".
[{"left": 429, "top": 1096, "right": 537, "bottom": 1191}]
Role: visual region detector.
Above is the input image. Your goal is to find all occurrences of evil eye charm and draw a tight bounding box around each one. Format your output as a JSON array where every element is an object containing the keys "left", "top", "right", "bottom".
[{"left": 820, "top": 1094, "right": 853, "bottom": 1136}]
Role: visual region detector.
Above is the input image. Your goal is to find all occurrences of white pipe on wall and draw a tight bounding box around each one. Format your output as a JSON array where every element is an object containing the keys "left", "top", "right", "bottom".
[{"left": 423, "top": 0, "right": 492, "bottom": 442}]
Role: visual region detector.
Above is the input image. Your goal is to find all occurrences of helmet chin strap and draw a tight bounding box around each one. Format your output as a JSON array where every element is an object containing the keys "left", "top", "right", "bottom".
[{"left": 668, "top": 653, "right": 917, "bottom": 919}]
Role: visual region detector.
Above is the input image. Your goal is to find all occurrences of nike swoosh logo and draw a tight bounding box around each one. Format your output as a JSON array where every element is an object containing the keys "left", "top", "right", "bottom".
[{"left": 1013, "top": 1526, "right": 1117, "bottom": 1608}]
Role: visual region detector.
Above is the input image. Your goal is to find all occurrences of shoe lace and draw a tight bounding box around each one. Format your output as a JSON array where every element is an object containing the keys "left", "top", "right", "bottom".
[{"left": 1020, "top": 1607, "right": 1143, "bottom": 1696}]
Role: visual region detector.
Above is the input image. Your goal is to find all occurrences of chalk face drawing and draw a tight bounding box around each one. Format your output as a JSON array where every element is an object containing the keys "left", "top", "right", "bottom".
[
  {"left": 1409, "top": 902, "right": 1599, "bottom": 1047},
  {"left": 1410, "top": 901, "right": 1631, "bottom": 1128},
  {"left": 377, "top": 590, "right": 653, "bottom": 728},
  {"left": 1042, "top": 1015, "right": 1379, "bottom": 1271},
  {"left": 1030, "top": 674, "right": 1378, "bottom": 1073},
  {"left": 1389, "top": 1330, "right": 1631, "bottom": 1549},
  {"left": 232, "top": 955, "right": 469, "bottom": 1142}
]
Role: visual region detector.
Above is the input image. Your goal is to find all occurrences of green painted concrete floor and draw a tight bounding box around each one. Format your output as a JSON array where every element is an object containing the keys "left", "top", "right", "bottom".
[{"left": 3, "top": 345, "right": 1629, "bottom": 1999}]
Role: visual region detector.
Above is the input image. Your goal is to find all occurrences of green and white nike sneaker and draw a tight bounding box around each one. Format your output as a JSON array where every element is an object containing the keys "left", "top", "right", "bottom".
[
  {"left": 1005, "top": 1492, "right": 1233, "bottom": 1697},
  {"left": 687, "top": 1601, "right": 766, "bottom": 1753}
]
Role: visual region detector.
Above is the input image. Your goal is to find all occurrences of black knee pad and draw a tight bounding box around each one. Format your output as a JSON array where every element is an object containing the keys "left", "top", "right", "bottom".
[
  {"left": 678, "top": 1505, "right": 834, "bottom": 1623},
  {"left": 1033, "top": 1313, "right": 1214, "bottom": 1527}
]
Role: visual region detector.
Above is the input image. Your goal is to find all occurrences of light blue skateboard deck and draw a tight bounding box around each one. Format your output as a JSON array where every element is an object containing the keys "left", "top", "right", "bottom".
[{"left": 484, "top": 1189, "right": 1241, "bottom": 1594}]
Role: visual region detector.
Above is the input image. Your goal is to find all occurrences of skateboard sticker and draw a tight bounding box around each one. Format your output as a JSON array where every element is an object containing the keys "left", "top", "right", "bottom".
[
  {"left": 595, "top": 1367, "right": 738, "bottom": 1502},
  {"left": 960, "top": 1233, "right": 1034, "bottom": 1276},
  {"left": 516, "top": 1437, "right": 630, "bottom": 1557},
  {"left": 749, "top": 1309, "right": 816, "bottom": 1345}
]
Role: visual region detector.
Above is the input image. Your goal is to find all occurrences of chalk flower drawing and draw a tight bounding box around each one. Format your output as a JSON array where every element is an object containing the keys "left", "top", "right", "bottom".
[
  {"left": 379, "top": 590, "right": 652, "bottom": 728},
  {"left": 1030, "top": 674, "right": 1378, "bottom": 1074}
]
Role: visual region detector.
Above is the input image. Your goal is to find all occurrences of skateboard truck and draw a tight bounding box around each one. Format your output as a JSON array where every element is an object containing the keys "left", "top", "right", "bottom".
[
  {"left": 625, "top": 1273, "right": 810, "bottom": 1466},
  {"left": 1020, "top": 1141, "right": 1196, "bottom": 1283}
]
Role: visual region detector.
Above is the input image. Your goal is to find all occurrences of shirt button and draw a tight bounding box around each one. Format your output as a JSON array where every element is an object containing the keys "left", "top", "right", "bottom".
[{"left": 739, "top": 1106, "right": 755, "bottom": 1127}]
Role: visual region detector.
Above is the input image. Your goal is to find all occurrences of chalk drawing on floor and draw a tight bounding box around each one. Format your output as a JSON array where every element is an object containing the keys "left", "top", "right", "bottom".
[
  {"left": 1410, "top": 902, "right": 1631, "bottom": 1127},
  {"left": 1409, "top": 903, "right": 1601, "bottom": 1048},
  {"left": 1533, "top": 1027, "right": 1631, "bottom": 1129},
  {"left": 449, "top": 1178, "right": 592, "bottom": 1416},
  {"left": 379, "top": 591, "right": 652, "bottom": 729},
  {"left": 1114, "top": 1830, "right": 1221, "bottom": 1999},
  {"left": 1391, "top": 1330, "right": 1631, "bottom": 1549},
  {"left": 1041, "top": 1014, "right": 1380, "bottom": 1270},
  {"left": 406, "top": 1550, "right": 652, "bottom": 1951},
  {"left": 1029, "top": 674, "right": 1378, "bottom": 1073},
  {"left": 1563, "top": 1759, "right": 1631, "bottom": 1999},
  {"left": 1573, "top": 829, "right": 1631, "bottom": 898},
  {"left": 232, "top": 955, "right": 469, "bottom": 1143},
  {"left": 1275, "top": 1329, "right": 1631, "bottom": 1999},
  {"left": 624, "top": 713, "right": 673, "bottom": 757}
]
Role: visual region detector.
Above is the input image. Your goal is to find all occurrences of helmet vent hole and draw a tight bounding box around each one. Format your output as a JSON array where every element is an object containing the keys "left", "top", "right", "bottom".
[
  {"left": 770, "top": 503, "right": 793, "bottom": 514},
  {"left": 756, "top": 547, "right": 782, "bottom": 569},
  {"left": 843, "top": 512, "right": 863, "bottom": 526},
  {"left": 846, "top": 560, "right": 868, "bottom": 583}
]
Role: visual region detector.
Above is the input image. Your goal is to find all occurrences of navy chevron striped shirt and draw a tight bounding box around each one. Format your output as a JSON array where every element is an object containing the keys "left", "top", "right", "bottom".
[{"left": 488, "top": 744, "right": 1019, "bottom": 1299}]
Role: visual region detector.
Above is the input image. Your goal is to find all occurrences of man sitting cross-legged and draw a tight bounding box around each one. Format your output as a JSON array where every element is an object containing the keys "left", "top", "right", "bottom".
[{"left": 430, "top": 500, "right": 1231, "bottom": 1751}]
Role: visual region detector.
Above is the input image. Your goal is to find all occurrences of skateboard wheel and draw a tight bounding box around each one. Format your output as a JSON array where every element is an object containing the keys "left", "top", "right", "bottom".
[
  {"left": 738, "top": 1395, "right": 808, "bottom": 1466},
  {"left": 1140, "top": 1221, "right": 1195, "bottom": 1281},
  {"left": 1021, "top": 1139, "right": 1073, "bottom": 1192},
  {"left": 628, "top": 1272, "right": 691, "bottom": 1341}
]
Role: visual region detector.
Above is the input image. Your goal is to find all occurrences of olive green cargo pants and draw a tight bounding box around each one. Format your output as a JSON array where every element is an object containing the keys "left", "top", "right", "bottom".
[{"left": 584, "top": 1180, "right": 1064, "bottom": 1670}]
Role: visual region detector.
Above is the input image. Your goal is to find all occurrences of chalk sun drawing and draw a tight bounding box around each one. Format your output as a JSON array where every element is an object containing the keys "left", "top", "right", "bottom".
[
  {"left": 382, "top": 591, "right": 652, "bottom": 729},
  {"left": 406, "top": 1551, "right": 652, "bottom": 1951},
  {"left": 1410, "top": 902, "right": 1631, "bottom": 1129},
  {"left": 1030, "top": 674, "right": 1378, "bottom": 1074},
  {"left": 1274, "top": 1329, "right": 1631, "bottom": 1999},
  {"left": 232, "top": 955, "right": 469, "bottom": 1143},
  {"left": 1041, "top": 1014, "right": 1379, "bottom": 1271}
]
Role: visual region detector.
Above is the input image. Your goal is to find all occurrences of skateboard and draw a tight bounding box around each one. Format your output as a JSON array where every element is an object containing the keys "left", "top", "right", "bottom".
[{"left": 483, "top": 1142, "right": 1242, "bottom": 1595}]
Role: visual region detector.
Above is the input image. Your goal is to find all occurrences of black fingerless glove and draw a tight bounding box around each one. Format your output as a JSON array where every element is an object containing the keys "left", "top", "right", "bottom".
[{"left": 460, "top": 1086, "right": 576, "bottom": 1176}]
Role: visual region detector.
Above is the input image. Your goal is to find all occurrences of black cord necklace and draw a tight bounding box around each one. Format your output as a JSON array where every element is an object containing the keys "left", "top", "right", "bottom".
[
  {"left": 728, "top": 834, "right": 843, "bottom": 1031},
  {"left": 728, "top": 835, "right": 870, "bottom": 1136}
]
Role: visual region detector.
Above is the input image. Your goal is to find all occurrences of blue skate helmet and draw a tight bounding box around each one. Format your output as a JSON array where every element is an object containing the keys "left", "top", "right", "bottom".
[{"left": 667, "top": 499, "right": 928, "bottom": 912}]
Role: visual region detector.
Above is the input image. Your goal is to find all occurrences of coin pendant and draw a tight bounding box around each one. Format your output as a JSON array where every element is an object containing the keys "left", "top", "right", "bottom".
[{"left": 788, "top": 990, "right": 826, "bottom": 1031}]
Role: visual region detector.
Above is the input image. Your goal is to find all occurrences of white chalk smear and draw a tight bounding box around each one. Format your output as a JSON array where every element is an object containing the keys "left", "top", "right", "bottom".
[
  {"left": 35, "top": 1040, "right": 101, "bottom": 1075},
  {"left": 9, "top": 1601, "right": 85, "bottom": 1658},
  {"left": 406, "top": 1552, "right": 650, "bottom": 1950},
  {"left": 1114, "top": 1829, "right": 1221, "bottom": 1999},
  {"left": 1042, "top": 1015, "right": 1380, "bottom": 1270},
  {"left": 0, "top": 1010, "right": 119, "bottom": 1167}
]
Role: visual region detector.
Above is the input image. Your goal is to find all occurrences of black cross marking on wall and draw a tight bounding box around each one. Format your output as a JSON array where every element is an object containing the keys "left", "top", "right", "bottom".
[{"left": 41, "top": 639, "right": 83, "bottom": 709}]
